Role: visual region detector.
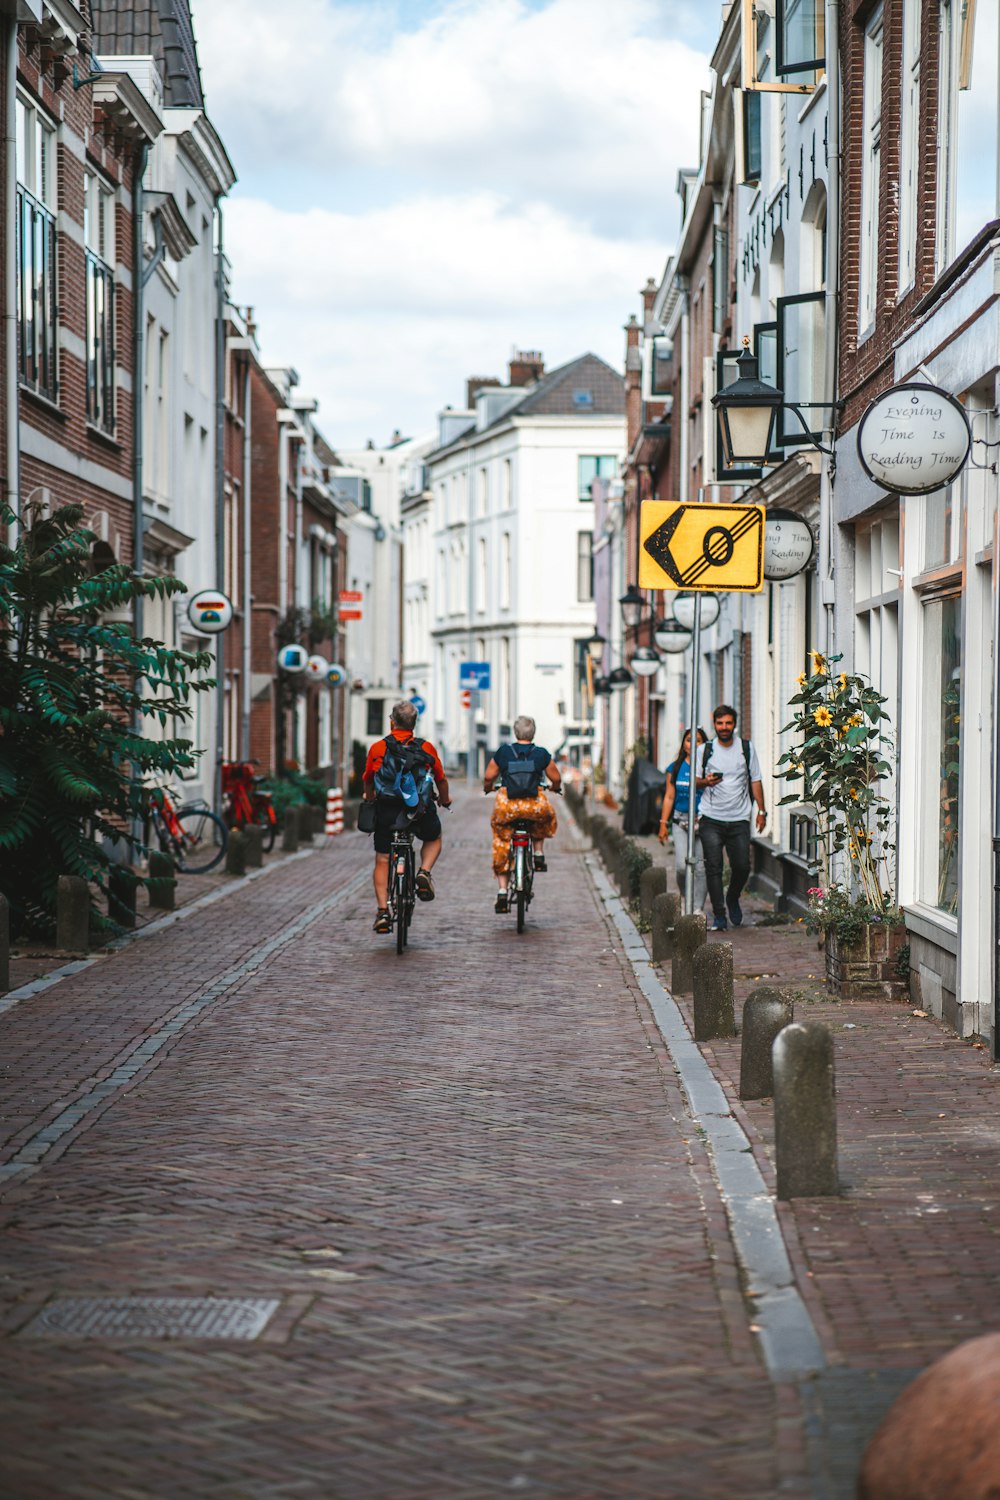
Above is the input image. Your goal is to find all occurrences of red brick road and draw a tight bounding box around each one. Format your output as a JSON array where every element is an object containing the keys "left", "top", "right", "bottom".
[{"left": 0, "top": 793, "right": 790, "bottom": 1499}]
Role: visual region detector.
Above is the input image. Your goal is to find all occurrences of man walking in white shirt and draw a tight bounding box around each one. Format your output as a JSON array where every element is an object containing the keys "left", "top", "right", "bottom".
[{"left": 695, "top": 704, "right": 767, "bottom": 931}]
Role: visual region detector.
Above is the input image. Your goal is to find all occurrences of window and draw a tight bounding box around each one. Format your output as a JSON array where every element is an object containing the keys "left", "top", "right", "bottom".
[
  {"left": 775, "top": 0, "right": 825, "bottom": 77},
  {"left": 775, "top": 291, "right": 825, "bottom": 446},
  {"left": 898, "top": 0, "right": 922, "bottom": 293},
  {"left": 85, "top": 171, "right": 117, "bottom": 432},
  {"left": 500, "top": 636, "right": 512, "bottom": 720},
  {"left": 500, "top": 532, "right": 511, "bottom": 609},
  {"left": 476, "top": 536, "right": 488, "bottom": 613},
  {"left": 712, "top": 226, "right": 729, "bottom": 333},
  {"left": 366, "top": 699, "right": 384, "bottom": 737},
  {"left": 577, "top": 531, "right": 594, "bottom": 603},
  {"left": 953, "top": 0, "right": 999, "bottom": 259},
  {"left": 15, "top": 95, "right": 57, "bottom": 400},
  {"left": 478, "top": 466, "right": 489, "bottom": 516},
  {"left": 649, "top": 334, "right": 673, "bottom": 396},
  {"left": 578, "top": 455, "right": 617, "bottom": 501},
  {"left": 859, "top": 8, "right": 884, "bottom": 335},
  {"left": 924, "top": 595, "right": 962, "bottom": 914},
  {"left": 936, "top": 0, "right": 956, "bottom": 273},
  {"left": 738, "top": 89, "right": 762, "bottom": 183},
  {"left": 502, "top": 457, "right": 513, "bottom": 509}
]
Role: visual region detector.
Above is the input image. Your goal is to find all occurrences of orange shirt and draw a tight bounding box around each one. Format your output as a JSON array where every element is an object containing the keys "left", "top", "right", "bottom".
[{"left": 363, "top": 728, "right": 446, "bottom": 785}]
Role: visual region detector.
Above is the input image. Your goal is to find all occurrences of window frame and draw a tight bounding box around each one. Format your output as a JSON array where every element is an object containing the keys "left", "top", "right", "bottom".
[
  {"left": 774, "top": 0, "right": 826, "bottom": 78},
  {"left": 15, "top": 94, "right": 58, "bottom": 403},
  {"left": 84, "top": 169, "right": 118, "bottom": 435},
  {"left": 859, "top": 6, "right": 885, "bottom": 338},
  {"left": 774, "top": 290, "right": 826, "bottom": 448},
  {"left": 577, "top": 454, "right": 617, "bottom": 502},
  {"left": 576, "top": 530, "right": 594, "bottom": 603},
  {"left": 740, "top": 0, "right": 823, "bottom": 93}
]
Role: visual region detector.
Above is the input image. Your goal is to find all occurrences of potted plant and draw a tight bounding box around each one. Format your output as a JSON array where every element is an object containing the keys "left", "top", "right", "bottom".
[{"left": 778, "top": 651, "right": 907, "bottom": 1000}]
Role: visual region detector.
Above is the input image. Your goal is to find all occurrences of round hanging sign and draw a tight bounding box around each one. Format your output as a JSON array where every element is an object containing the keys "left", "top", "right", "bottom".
[
  {"left": 857, "top": 382, "right": 971, "bottom": 496},
  {"left": 305, "top": 654, "right": 330, "bottom": 682},
  {"left": 327, "top": 663, "right": 347, "bottom": 687},
  {"left": 277, "top": 644, "right": 308, "bottom": 673},
  {"left": 409, "top": 693, "right": 427, "bottom": 715},
  {"left": 764, "top": 509, "right": 815, "bottom": 581},
  {"left": 186, "top": 589, "right": 233, "bottom": 635}
]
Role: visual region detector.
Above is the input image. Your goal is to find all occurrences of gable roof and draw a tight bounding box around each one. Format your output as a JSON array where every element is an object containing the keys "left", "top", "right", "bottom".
[
  {"left": 503, "top": 351, "right": 624, "bottom": 420},
  {"left": 90, "top": 0, "right": 204, "bottom": 108}
]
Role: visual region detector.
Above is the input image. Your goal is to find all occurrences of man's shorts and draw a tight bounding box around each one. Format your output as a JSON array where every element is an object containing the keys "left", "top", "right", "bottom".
[{"left": 373, "top": 800, "right": 442, "bottom": 854}]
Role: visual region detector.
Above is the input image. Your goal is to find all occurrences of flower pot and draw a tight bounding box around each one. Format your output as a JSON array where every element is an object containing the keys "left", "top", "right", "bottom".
[{"left": 824, "top": 921, "right": 908, "bottom": 1001}]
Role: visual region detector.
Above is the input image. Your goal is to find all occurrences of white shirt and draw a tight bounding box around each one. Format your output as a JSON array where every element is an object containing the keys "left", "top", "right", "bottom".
[{"left": 697, "top": 737, "right": 761, "bottom": 823}]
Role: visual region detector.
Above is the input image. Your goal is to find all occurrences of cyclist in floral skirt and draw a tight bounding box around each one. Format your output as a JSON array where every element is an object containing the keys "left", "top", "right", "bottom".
[{"left": 483, "top": 715, "right": 561, "bottom": 913}]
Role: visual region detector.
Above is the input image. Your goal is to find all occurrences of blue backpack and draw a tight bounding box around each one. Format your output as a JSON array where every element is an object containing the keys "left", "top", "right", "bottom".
[{"left": 374, "top": 735, "right": 436, "bottom": 814}]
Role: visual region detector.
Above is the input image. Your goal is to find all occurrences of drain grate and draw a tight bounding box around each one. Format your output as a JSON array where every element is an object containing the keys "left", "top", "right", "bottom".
[{"left": 21, "top": 1296, "right": 280, "bottom": 1341}]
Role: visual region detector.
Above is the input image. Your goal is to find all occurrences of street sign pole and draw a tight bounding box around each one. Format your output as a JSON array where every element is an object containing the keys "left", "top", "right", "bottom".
[
  {"left": 684, "top": 592, "right": 702, "bottom": 917},
  {"left": 467, "top": 689, "right": 479, "bottom": 784}
]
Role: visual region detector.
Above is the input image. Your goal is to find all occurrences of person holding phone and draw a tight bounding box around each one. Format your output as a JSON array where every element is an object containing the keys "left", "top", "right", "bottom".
[{"left": 695, "top": 704, "right": 767, "bottom": 931}]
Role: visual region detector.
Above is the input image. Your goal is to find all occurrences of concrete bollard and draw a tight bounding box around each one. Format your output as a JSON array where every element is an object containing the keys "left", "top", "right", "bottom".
[
  {"left": 56, "top": 874, "right": 90, "bottom": 951},
  {"left": 692, "top": 941, "right": 735, "bottom": 1040},
  {"left": 243, "top": 824, "right": 264, "bottom": 868},
  {"left": 0, "top": 892, "right": 9, "bottom": 992},
  {"left": 858, "top": 1332, "right": 1000, "bottom": 1500},
  {"left": 281, "top": 810, "right": 299, "bottom": 853},
  {"left": 296, "top": 805, "right": 315, "bottom": 845},
  {"left": 225, "top": 828, "right": 247, "bottom": 877},
  {"left": 651, "top": 891, "right": 680, "bottom": 963},
  {"left": 739, "top": 987, "right": 795, "bottom": 1100},
  {"left": 639, "top": 864, "right": 667, "bottom": 923},
  {"left": 773, "top": 1021, "right": 839, "bottom": 1199},
  {"left": 108, "top": 865, "right": 137, "bottom": 929},
  {"left": 671, "top": 912, "right": 707, "bottom": 994},
  {"left": 147, "top": 850, "right": 176, "bottom": 910}
]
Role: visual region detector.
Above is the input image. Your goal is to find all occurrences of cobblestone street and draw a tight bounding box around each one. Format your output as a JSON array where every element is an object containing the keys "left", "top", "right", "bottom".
[{"left": 0, "top": 794, "right": 788, "bottom": 1499}]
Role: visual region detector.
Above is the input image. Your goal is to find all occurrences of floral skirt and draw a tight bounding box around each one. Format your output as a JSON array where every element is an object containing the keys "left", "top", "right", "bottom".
[{"left": 490, "top": 789, "right": 557, "bottom": 876}]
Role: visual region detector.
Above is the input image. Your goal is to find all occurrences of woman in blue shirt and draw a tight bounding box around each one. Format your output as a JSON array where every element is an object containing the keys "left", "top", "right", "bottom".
[{"left": 658, "top": 727, "right": 708, "bottom": 911}]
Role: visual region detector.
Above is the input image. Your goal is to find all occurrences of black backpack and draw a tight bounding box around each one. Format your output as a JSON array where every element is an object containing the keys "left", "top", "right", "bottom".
[
  {"left": 502, "top": 744, "right": 542, "bottom": 800},
  {"left": 373, "top": 735, "right": 435, "bottom": 812},
  {"left": 701, "top": 738, "right": 753, "bottom": 783}
]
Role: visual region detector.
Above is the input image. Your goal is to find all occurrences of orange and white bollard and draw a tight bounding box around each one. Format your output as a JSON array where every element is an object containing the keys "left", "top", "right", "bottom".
[{"left": 325, "top": 787, "right": 344, "bottom": 838}]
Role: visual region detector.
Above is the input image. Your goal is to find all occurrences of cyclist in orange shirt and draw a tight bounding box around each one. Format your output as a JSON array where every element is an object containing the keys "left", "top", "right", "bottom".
[{"left": 362, "top": 701, "right": 451, "bottom": 933}]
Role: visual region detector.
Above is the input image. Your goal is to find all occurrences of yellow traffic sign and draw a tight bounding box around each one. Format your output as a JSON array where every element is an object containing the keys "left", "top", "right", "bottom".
[{"left": 639, "top": 501, "right": 765, "bottom": 592}]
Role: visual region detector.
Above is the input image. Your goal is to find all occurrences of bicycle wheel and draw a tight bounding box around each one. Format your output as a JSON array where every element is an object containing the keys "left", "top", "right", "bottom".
[
  {"left": 515, "top": 847, "right": 526, "bottom": 932},
  {"left": 255, "top": 803, "right": 277, "bottom": 854},
  {"left": 173, "top": 807, "right": 228, "bottom": 873},
  {"left": 396, "top": 870, "right": 407, "bottom": 954}
]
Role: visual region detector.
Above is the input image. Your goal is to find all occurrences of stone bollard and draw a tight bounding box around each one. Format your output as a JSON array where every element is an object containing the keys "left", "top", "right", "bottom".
[
  {"left": 773, "top": 1021, "right": 839, "bottom": 1199},
  {"left": 225, "top": 828, "right": 247, "bottom": 877},
  {"left": 108, "top": 865, "right": 137, "bottom": 929},
  {"left": 692, "top": 941, "right": 735, "bottom": 1040},
  {"left": 296, "top": 805, "right": 315, "bottom": 845},
  {"left": 147, "top": 850, "right": 176, "bottom": 911},
  {"left": 281, "top": 810, "right": 299, "bottom": 853},
  {"left": 0, "top": 892, "right": 9, "bottom": 992},
  {"left": 671, "top": 912, "right": 707, "bottom": 994},
  {"left": 739, "top": 987, "right": 794, "bottom": 1100},
  {"left": 243, "top": 824, "right": 264, "bottom": 869},
  {"left": 857, "top": 1332, "right": 1000, "bottom": 1500},
  {"left": 651, "top": 891, "right": 680, "bottom": 963},
  {"left": 56, "top": 875, "right": 90, "bottom": 952},
  {"left": 639, "top": 864, "right": 667, "bottom": 923}
]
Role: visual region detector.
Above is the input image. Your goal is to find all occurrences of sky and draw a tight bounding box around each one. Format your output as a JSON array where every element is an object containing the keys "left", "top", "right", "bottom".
[{"left": 195, "top": 0, "right": 717, "bottom": 451}]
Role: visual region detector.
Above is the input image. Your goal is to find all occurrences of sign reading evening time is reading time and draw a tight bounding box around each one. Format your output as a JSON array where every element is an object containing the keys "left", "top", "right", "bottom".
[{"left": 857, "top": 382, "right": 972, "bottom": 496}]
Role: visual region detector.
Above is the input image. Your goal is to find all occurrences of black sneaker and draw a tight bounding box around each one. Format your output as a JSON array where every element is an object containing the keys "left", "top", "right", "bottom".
[
  {"left": 712, "top": 916, "right": 728, "bottom": 931},
  {"left": 533, "top": 854, "right": 547, "bottom": 872},
  {"left": 373, "top": 909, "right": 391, "bottom": 933},
  {"left": 495, "top": 892, "right": 509, "bottom": 914},
  {"left": 416, "top": 869, "right": 435, "bottom": 902},
  {"left": 726, "top": 897, "right": 744, "bottom": 927}
]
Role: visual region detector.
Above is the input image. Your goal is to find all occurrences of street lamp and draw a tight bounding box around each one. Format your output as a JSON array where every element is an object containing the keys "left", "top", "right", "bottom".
[
  {"left": 653, "top": 617, "right": 692, "bottom": 654},
  {"left": 711, "top": 339, "right": 781, "bottom": 468},
  {"left": 630, "top": 646, "right": 660, "bottom": 678},
  {"left": 593, "top": 675, "right": 613, "bottom": 697},
  {"left": 619, "top": 584, "right": 647, "bottom": 631},
  {"left": 608, "top": 665, "right": 632, "bottom": 692},
  {"left": 673, "top": 591, "right": 720, "bottom": 632},
  {"left": 585, "top": 628, "right": 606, "bottom": 666}
]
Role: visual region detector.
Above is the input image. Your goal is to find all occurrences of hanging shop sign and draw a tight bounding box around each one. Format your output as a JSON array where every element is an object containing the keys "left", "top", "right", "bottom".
[
  {"left": 186, "top": 590, "right": 233, "bottom": 634},
  {"left": 305, "top": 654, "right": 330, "bottom": 682},
  {"left": 763, "top": 509, "right": 816, "bottom": 581},
  {"left": 857, "top": 382, "right": 972, "bottom": 496},
  {"left": 327, "top": 663, "right": 348, "bottom": 687},
  {"left": 277, "top": 644, "right": 309, "bottom": 673},
  {"left": 639, "top": 500, "right": 765, "bottom": 593}
]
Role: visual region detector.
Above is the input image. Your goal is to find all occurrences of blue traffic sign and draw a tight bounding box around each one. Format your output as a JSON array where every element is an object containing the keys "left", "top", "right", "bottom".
[
  {"left": 409, "top": 694, "right": 427, "bottom": 715},
  {"left": 459, "top": 661, "right": 491, "bottom": 690}
]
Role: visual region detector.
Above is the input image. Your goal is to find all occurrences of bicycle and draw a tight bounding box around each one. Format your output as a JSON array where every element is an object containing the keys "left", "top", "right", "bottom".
[
  {"left": 489, "top": 782, "right": 561, "bottom": 933},
  {"left": 221, "top": 760, "right": 277, "bottom": 853},
  {"left": 386, "top": 826, "right": 417, "bottom": 955},
  {"left": 148, "top": 786, "right": 228, "bottom": 874}
]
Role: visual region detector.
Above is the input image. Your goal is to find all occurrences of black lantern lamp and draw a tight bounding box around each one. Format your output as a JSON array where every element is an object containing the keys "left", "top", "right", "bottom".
[
  {"left": 593, "top": 675, "right": 613, "bottom": 697},
  {"left": 608, "top": 665, "right": 633, "bottom": 692},
  {"left": 653, "top": 617, "right": 692, "bottom": 654},
  {"left": 712, "top": 338, "right": 782, "bottom": 468},
  {"left": 585, "top": 628, "right": 606, "bottom": 666},
  {"left": 630, "top": 646, "right": 661, "bottom": 678},
  {"left": 619, "top": 584, "right": 647, "bottom": 631}
]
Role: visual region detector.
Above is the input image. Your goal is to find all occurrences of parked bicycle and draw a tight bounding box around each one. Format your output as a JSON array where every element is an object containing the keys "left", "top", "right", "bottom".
[
  {"left": 148, "top": 786, "right": 228, "bottom": 874},
  {"left": 221, "top": 760, "right": 278, "bottom": 853},
  {"left": 386, "top": 826, "right": 417, "bottom": 954}
]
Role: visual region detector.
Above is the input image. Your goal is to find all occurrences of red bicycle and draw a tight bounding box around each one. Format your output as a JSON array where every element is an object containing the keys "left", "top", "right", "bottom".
[
  {"left": 148, "top": 786, "right": 228, "bottom": 874},
  {"left": 221, "top": 761, "right": 278, "bottom": 853}
]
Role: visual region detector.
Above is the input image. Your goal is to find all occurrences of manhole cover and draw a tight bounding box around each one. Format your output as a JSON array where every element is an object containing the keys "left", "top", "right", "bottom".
[{"left": 21, "top": 1296, "right": 280, "bottom": 1340}]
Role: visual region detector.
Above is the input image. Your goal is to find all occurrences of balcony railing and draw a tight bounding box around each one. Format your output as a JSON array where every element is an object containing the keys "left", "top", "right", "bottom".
[{"left": 16, "top": 184, "right": 58, "bottom": 401}]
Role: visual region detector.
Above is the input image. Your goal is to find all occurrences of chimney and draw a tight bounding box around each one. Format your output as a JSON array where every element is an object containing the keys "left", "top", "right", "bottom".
[
  {"left": 508, "top": 349, "right": 544, "bottom": 387},
  {"left": 466, "top": 376, "right": 500, "bottom": 407}
]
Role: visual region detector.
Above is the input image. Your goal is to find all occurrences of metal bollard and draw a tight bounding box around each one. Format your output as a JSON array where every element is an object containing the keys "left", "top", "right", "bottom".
[
  {"left": 56, "top": 875, "right": 90, "bottom": 952},
  {"left": 671, "top": 912, "right": 707, "bottom": 994},
  {"left": 243, "top": 824, "right": 264, "bottom": 868},
  {"left": 739, "top": 987, "right": 794, "bottom": 1100},
  {"left": 651, "top": 891, "right": 680, "bottom": 963},
  {"left": 147, "top": 851, "right": 176, "bottom": 910},
  {"left": 773, "top": 1021, "right": 839, "bottom": 1199},
  {"left": 692, "top": 941, "right": 735, "bottom": 1040},
  {"left": 225, "top": 828, "right": 247, "bottom": 877},
  {"left": 639, "top": 864, "right": 667, "bottom": 921}
]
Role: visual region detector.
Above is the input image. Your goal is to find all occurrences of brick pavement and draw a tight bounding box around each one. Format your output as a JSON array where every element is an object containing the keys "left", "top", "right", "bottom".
[{"left": 0, "top": 791, "right": 795, "bottom": 1499}]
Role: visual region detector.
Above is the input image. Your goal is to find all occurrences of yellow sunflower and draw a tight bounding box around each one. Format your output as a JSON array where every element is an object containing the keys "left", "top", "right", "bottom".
[
  {"left": 849, "top": 787, "right": 860, "bottom": 801},
  {"left": 810, "top": 650, "right": 827, "bottom": 675},
  {"left": 848, "top": 713, "right": 864, "bottom": 727},
  {"left": 796, "top": 672, "right": 807, "bottom": 688},
  {"left": 813, "top": 706, "right": 833, "bottom": 727},
  {"left": 838, "top": 672, "right": 848, "bottom": 691}
]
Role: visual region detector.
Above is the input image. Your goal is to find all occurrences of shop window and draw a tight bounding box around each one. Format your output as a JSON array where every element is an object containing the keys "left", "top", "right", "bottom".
[{"left": 924, "top": 595, "right": 962, "bottom": 914}]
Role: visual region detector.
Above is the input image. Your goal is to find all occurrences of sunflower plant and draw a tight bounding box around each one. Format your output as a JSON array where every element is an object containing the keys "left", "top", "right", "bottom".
[{"left": 777, "top": 650, "right": 895, "bottom": 911}]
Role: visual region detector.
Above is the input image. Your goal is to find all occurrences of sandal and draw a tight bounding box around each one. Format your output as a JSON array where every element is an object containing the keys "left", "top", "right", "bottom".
[
  {"left": 373, "top": 909, "right": 391, "bottom": 933},
  {"left": 495, "top": 891, "right": 509, "bottom": 914},
  {"left": 533, "top": 854, "right": 547, "bottom": 872},
  {"left": 415, "top": 869, "right": 435, "bottom": 902}
]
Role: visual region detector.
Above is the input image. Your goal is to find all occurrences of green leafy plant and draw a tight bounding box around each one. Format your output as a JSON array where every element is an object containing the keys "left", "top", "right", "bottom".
[
  {"left": 0, "top": 502, "right": 213, "bottom": 936},
  {"left": 621, "top": 838, "right": 653, "bottom": 902},
  {"left": 261, "top": 769, "right": 327, "bottom": 826},
  {"left": 805, "top": 885, "right": 903, "bottom": 946},
  {"left": 778, "top": 651, "right": 895, "bottom": 911}
]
